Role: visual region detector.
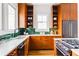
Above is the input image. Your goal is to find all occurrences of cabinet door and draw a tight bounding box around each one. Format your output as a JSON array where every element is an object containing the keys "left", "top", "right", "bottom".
[
  {"left": 62, "top": 3, "right": 70, "bottom": 20},
  {"left": 18, "top": 3, "right": 27, "bottom": 28},
  {"left": 70, "top": 3, "right": 77, "bottom": 20},
  {"left": 30, "top": 36, "right": 41, "bottom": 49},
  {"left": 30, "top": 36, "right": 54, "bottom": 50},
  {"left": 24, "top": 37, "right": 29, "bottom": 56},
  {"left": 62, "top": 3, "right": 77, "bottom": 20},
  {"left": 40, "top": 36, "right": 54, "bottom": 49}
]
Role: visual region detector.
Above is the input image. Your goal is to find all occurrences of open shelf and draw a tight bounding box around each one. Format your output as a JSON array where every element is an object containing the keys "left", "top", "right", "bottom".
[
  {"left": 53, "top": 5, "right": 58, "bottom": 34},
  {"left": 27, "top": 5, "right": 33, "bottom": 28}
]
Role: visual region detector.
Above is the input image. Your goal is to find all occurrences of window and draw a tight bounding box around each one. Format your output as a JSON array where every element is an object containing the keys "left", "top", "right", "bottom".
[
  {"left": 36, "top": 15, "right": 49, "bottom": 32},
  {"left": 8, "top": 4, "right": 15, "bottom": 30},
  {"left": 0, "top": 3, "right": 2, "bottom": 30}
]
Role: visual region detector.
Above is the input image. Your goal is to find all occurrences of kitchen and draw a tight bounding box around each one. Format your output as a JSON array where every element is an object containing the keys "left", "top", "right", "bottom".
[{"left": 0, "top": 3, "right": 78, "bottom": 56}]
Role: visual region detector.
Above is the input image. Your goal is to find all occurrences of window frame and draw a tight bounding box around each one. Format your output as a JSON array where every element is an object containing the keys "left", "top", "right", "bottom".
[
  {"left": 36, "top": 15, "right": 49, "bottom": 32},
  {"left": 8, "top": 4, "right": 16, "bottom": 30}
]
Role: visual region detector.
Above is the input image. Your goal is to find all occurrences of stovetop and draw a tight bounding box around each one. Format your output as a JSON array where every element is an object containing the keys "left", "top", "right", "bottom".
[
  {"left": 62, "top": 39, "right": 79, "bottom": 49},
  {"left": 56, "top": 39, "right": 79, "bottom": 56}
]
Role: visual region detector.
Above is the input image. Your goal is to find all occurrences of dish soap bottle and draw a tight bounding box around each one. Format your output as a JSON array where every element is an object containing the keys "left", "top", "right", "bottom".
[{"left": 50, "top": 30, "right": 53, "bottom": 34}]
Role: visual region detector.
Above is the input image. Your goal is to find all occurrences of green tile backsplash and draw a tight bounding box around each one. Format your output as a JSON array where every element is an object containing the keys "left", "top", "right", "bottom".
[
  {"left": 26, "top": 28, "right": 52, "bottom": 34},
  {"left": 0, "top": 31, "right": 19, "bottom": 41},
  {"left": 0, "top": 28, "right": 52, "bottom": 41}
]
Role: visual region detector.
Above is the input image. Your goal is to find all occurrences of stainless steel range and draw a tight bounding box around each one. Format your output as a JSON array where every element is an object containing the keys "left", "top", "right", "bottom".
[{"left": 56, "top": 38, "right": 79, "bottom": 56}]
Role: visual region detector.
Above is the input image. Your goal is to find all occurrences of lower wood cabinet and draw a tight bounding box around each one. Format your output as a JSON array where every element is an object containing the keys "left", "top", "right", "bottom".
[
  {"left": 29, "top": 36, "right": 41, "bottom": 49},
  {"left": 7, "top": 37, "right": 29, "bottom": 56},
  {"left": 30, "top": 36, "right": 55, "bottom": 50},
  {"left": 7, "top": 36, "right": 61, "bottom": 56},
  {"left": 72, "top": 52, "right": 78, "bottom": 56},
  {"left": 40, "top": 36, "right": 54, "bottom": 49},
  {"left": 7, "top": 48, "right": 17, "bottom": 56},
  {"left": 71, "top": 49, "right": 79, "bottom": 56},
  {"left": 24, "top": 37, "right": 29, "bottom": 56},
  {"left": 29, "top": 36, "right": 58, "bottom": 56}
]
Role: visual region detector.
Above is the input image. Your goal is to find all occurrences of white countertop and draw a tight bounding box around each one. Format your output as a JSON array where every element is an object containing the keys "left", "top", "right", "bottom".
[
  {"left": 0, "top": 34, "right": 61, "bottom": 56},
  {"left": 54, "top": 38, "right": 78, "bottom": 40},
  {"left": 28, "top": 34, "right": 61, "bottom": 36},
  {"left": 0, "top": 35, "right": 29, "bottom": 56},
  {"left": 71, "top": 49, "right": 79, "bottom": 56}
]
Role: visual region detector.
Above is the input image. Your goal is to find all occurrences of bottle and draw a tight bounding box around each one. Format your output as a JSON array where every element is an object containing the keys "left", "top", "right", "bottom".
[{"left": 50, "top": 30, "right": 53, "bottom": 34}]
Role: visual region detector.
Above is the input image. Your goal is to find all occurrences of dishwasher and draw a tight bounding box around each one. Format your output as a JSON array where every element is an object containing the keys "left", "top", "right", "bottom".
[{"left": 17, "top": 42, "right": 24, "bottom": 56}]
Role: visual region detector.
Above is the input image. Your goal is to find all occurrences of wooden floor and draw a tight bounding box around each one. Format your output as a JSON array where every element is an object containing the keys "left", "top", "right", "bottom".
[{"left": 28, "top": 50, "right": 55, "bottom": 56}]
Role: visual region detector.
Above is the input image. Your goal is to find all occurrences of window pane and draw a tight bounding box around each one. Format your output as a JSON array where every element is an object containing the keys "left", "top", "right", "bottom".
[
  {"left": 37, "top": 15, "right": 47, "bottom": 22},
  {"left": 37, "top": 15, "right": 47, "bottom": 30},
  {"left": 38, "top": 23, "right": 47, "bottom": 29},
  {"left": 37, "top": 16, "right": 42, "bottom": 21},
  {"left": 8, "top": 5, "right": 15, "bottom": 29},
  {"left": 43, "top": 16, "right": 47, "bottom": 22},
  {"left": 36, "top": 15, "right": 49, "bottom": 32}
]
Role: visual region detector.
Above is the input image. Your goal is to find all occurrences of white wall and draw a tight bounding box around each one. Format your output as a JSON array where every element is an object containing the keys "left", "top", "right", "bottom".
[
  {"left": 0, "top": 3, "right": 2, "bottom": 30},
  {"left": 77, "top": 3, "right": 79, "bottom": 38},
  {"left": 2, "top": 4, "right": 8, "bottom": 30},
  {"left": 33, "top": 4, "right": 53, "bottom": 29}
]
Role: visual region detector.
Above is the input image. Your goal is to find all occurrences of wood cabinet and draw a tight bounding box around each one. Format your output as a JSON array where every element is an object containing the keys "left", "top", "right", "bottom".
[
  {"left": 29, "top": 36, "right": 41, "bottom": 49},
  {"left": 7, "top": 48, "right": 17, "bottom": 56},
  {"left": 41, "top": 36, "right": 54, "bottom": 49},
  {"left": 71, "top": 49, "right": 79, "bottom": 56},
  {"left": 72, "top": 52, "right": 78, "bottom": 56},
  {"left": 58, "top": 5, "right": 62, "bottom": 35},
  {"left": 18, "top": 3, "right": 27, "bottom": 28},
  {"left": 70, "top": 4, "right": 77, "bottom": 20},
  {"left": 18, "top": 4, "right": 33, "bottom": 28},
  {"left": 52, "top": 4, "right": 62, "bottom": 35},
  {"left": 29, "top": 36, "right": 59, "bottom": 56},
  {"left": 29, "top": 36, "right": 57, "bottom": 50},
  {"left": 53, "top": 5, "right": 58, "bottom": 31},
  {"left": 24, "top": 37, "right": 29, "bottom": 56},
  {"left": 61, "top": 3, "right": 77, "bottom": 20},
  {"left": 27, "top": 5, "right": 33, "bottom": 28},
  {"left": 7, "top": 37, "right": 29, "bottom": 56}
]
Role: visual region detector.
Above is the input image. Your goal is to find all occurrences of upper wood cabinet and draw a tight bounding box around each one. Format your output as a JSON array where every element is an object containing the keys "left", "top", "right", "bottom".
[
  {"left": 18, "top": 3, "right": 27, "bottom": 28},
  {"left": 61, "top": 3, "right": 77, "bottom": 20},
  {"left": 52, "top": 5, "right": 62, "bottom": 36},
  {"left": 58, "top": 5, "right": 62, "bottom": 35},
  {"left": 70, "top": 3, "right": 77, "bottom": 20},
  {"left": 27, "top": 5, "right": 33, "bottom": 28}
]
